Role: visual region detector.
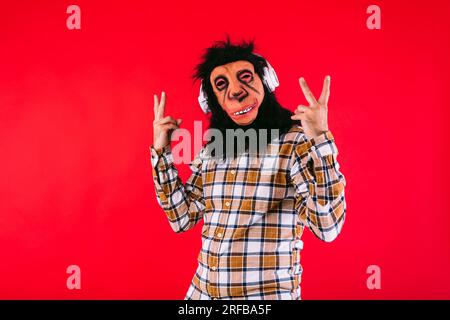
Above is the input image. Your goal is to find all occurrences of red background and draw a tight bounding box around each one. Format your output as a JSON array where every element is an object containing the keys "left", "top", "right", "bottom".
[{"left": 1, "top": 0, "right": 449, "bottom": 299}]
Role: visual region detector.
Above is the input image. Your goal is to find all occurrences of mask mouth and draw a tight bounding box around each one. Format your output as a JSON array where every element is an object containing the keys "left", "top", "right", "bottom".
[{"left": 232, "top": 102, "right": 257, "bottom": 116}]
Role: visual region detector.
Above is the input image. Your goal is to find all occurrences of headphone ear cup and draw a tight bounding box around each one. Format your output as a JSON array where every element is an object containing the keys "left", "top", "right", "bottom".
[
  {"left": 262, "top": 67, "right": 274, "bottom": 92},
  {"left": 263, "top": 61, "right": 279, "bottom": 92},
  {"left": 198, "top": 83, "right": 211, "bottom": 114}
]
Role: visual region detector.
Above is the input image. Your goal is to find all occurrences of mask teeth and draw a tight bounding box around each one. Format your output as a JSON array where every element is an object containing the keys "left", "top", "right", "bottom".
[{"left": 234, "top": 105, "right": 253, "bottom": 116}]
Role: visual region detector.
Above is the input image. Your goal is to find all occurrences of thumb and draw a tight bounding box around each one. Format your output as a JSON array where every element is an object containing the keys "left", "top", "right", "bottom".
[{"left": 176, "top": 119, "right": 182, "bottom": 125}]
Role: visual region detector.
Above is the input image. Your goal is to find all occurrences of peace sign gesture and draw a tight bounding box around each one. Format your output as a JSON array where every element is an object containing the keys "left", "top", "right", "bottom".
[
  {"left": 152, "top": 91, "right": 182, "bottom": 151},
  {"left": 291, "top": 76, "right": 330, "bottom": 139}
]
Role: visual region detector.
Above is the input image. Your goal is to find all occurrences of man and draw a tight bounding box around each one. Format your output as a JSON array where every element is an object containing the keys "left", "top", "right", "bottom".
[{"left": 150, "top": 39, "right": 346, "bottom": 300}]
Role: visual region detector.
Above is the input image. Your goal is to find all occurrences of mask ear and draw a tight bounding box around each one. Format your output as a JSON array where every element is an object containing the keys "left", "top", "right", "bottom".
[{"left": 198, "top": 83, "right": 211, "bottom": 114}]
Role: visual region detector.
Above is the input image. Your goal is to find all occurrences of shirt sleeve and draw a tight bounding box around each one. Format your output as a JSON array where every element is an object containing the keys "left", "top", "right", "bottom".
[
  {"left": 289, "top": 130, "right": 346, "bottom": 242},
  {"left": 150, "top": 144, "right": 205, "bottom": 233}
]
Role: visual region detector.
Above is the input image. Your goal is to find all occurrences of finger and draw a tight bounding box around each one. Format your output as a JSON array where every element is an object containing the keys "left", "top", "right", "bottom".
[
  {"left": 156, "top": 116, "right": 176, "bottom": 125},
  {"left": 318, "top": 75, "right": 331, "bottom": 106},
  {"left": 291, "top": 113, "right": 305, "bottom": 120},
  {"left": 176, "top": 118, "right": 182, "bottom": 125},
  {"left": 160, "top": 123, "right": 179, "bottom": 132},
  {"left": 157, "top": 91, "right": 166, "bottom": 120},
  {"left": 154, "top": 94, "right": 159, "bottom": 119},
  {"left": 299, "top": 77, "right": 317, "bottom": 106},
  {"left": 295, "top": 105, "right": 308, "bottom": 113}
]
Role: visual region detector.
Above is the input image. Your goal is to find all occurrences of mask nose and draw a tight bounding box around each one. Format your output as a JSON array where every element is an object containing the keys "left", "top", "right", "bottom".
[{"left": 228, "top": 79, "right": 247, "bottom": 101}]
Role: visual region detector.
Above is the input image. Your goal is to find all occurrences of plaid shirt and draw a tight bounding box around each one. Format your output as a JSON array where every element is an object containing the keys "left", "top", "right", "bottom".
[{"left": 150, "top": 125, "right": 346, "bottom": 300}]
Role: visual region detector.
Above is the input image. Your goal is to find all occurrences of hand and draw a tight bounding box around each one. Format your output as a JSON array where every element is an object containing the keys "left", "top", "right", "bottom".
[
  {"left": 291, "top": 75, "right": 330, "bottom": 140},
  {"left": 153, "top": 91, "right": 182, "bottom": 151}
]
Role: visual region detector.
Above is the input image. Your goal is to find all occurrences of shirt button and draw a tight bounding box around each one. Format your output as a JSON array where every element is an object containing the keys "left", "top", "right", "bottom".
[
  {"left": 230, "top": 170, "right": 236, "bottom": 175},
  {"left": 310, "top": 145, "right": 316, "bottom": 151},
  {"left": 217, "top": 232, "right": 223, "bottom": 238},
  {"left": 225, "top": 201, "right": 230, "bottom": 207},
  {"left": 211, "top": 266, "right": 217, "bottom": 271}
]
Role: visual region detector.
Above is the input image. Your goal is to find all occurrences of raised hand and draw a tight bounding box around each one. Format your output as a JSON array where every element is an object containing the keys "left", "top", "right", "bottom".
[
  {"left": 291, "top": 76, "right": 330, "bottom": 139},
  {"left": 153, "top": 91, "right": 182, "bottom": 151}
]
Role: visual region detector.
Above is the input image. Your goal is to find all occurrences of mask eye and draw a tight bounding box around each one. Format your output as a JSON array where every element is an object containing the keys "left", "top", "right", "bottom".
[
  {"left": 239, "top": 71, "right": 253, "bottom": 82},
  {"left": 215, "top": 77, "right": 227, "bottom": 90}
]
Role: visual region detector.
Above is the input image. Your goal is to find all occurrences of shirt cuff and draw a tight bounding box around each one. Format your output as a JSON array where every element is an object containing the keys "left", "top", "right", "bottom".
[
  {"left": 308, "top": 131, "right": 338, "bottom": 158},
  {"left": 150, "top": 144, "right": 173, "bottom": 170}
]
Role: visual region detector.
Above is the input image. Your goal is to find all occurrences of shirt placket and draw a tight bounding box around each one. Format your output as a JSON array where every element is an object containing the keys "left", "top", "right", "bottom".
[{"left": 207, "top": 160, "right": 236, "bottom": 299}]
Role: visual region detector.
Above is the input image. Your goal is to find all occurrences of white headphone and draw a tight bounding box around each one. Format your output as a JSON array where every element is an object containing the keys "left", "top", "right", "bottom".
[{"left": 197, "top": 55, "right": 279, "bottom": 114}]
